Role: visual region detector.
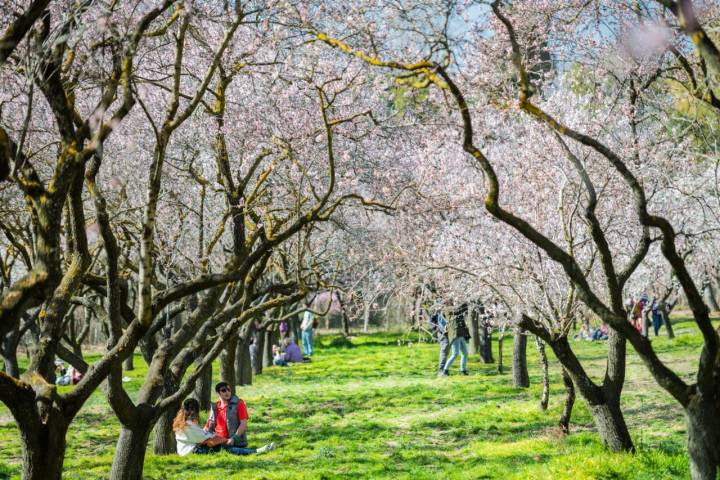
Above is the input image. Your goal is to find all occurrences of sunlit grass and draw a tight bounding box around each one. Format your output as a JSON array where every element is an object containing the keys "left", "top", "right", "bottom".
[{"left": 1, "top": 316, "right": 713, "bottom": 479}]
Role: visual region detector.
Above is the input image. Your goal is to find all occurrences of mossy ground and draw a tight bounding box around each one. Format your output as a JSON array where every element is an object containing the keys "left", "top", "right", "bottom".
[{"left": 0, "top": 316, "right": 714, "bottom": 479}]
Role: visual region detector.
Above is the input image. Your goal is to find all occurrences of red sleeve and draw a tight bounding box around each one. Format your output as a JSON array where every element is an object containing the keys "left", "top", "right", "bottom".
[{"left": 237, "top": 399, "right": 249, "bottom": 421}]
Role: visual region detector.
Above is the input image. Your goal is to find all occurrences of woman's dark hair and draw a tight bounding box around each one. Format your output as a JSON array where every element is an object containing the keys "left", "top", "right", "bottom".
[
  {"left": 173, "top": 397, "right": 201, "bottom": 432},
  {"left": 183, "top": 398, "right": 200, "bottom": 412}
]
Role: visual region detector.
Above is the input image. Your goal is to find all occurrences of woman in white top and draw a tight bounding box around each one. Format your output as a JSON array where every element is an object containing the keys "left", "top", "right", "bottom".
[{"left": 173, "top": 398, "right": 275, "bottom": 456}]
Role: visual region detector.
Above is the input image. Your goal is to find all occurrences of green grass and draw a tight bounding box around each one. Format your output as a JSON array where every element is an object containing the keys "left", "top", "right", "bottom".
[{"left": 0, "top": 316, "right": 714, "bottom": 479}]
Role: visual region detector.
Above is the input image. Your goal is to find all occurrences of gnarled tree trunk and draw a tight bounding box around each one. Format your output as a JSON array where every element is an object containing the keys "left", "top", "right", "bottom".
[
  {"left": 685, "top": 396, "right": 720, "bottom": 480},
  {"left": 110, "top": 410, "right": 156, "bottom": 480},
  {"left": 18, "top": 413, "right": 69, "bottom": 480}
]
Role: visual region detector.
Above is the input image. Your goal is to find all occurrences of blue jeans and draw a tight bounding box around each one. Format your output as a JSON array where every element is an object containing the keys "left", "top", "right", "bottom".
[
  {"left": 302, "top": 329, "right": 314, "bottom": 356},
  {"left": 445, "top": 337, "right": 468, "bottom": 372},
  {"left": 273, "top": 358, "right": 288, "bottom": 367},
  {"left": 437, "top": 335, "right": 450, "bottom": 371},
  {"left": 194, "top": 445, "right": 257, "bottom": 455}
]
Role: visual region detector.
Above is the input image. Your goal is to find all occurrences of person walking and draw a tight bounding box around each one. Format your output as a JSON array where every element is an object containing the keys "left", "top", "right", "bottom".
[
  {"left": 441, "top": 303, "right": 471, "bottom": 376},
  {"left": 300, "top": 303, "right": 315, "bottom": 357},
  {"left": 429, "top": 302, "right": 450, "bottom": 376}
]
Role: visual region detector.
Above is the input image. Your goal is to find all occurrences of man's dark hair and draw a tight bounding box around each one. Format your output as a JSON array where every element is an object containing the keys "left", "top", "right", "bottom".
[{"left": 215, "top": 381, "right": 231, "bottom": 393}]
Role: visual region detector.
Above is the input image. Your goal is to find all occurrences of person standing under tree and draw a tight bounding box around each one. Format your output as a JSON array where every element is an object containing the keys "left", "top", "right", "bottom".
[
  {"left": 429, "top": 302, "right": 450, "bottom": 376},
  {"left": 441, "top": 302, "right": 471, "bottom": 376},
  {"left": 300, "top": 302, "right": 315, "bottom": 357}
]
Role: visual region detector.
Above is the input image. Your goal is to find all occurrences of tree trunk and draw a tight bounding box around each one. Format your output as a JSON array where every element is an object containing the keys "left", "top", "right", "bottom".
[
  {"left": 479, "top": 322, "right": 493, "bottom": 363},
  {"left": 535, "top": 336, "right": 549, "bottom": 410},
  {"left": 2, "top": 332, "right": 20, "bottom": 377},
  {"left": 236, "top": 337, "right": 252, "bottom": 386},
  {"left": 702, "top": 276, "right": 720, "bottom": 312},
  {"left": 468, "top": 307, "right": 480, "bottom": 355},
  {"left": 253, "top": 328, "right": 264, "bottom": 375},
  {"left": 662, "top": 308, "right": 675, "bottom": 339},
  {"left": 193, "top": 357, "right": 212, "bottom": 411},
  {"left": 152, "top": 408, "right": 176, "bottom": 455},
  {"left": 641, "top": 304, "right": 651, "bottom": 338},
  {"left": 363, "top": 299, "right": 372, "bottom": 332},
  {"left": 512, "top": 332, "right": 529, "bottom": 388},
  {"left": 545, "top": 335, "right": 634, "bottom": 452},
  {"left": 110, "top": 419, "right": 154, "bottom": 480},
  {"left": 123, "top": 352, "right": 134, "bottom": 371},
  {"left": 290, "top": 315, "right": 301, "bottom": 343},
  {"left": 220, "top": 335, "right": 238, "bottom": 393},
  {"left": 19, "top": 416, "right": 69, "bottom": 480},
  {"left": 262, "top": 328, "right": 273, "bottom": 369},
  {"left": 341, "top": 310, "right": 350, "bottom": 337},
  {"left": 685, "top": 398, "right": 720, "bottom": 480},
  {"left": 497, "top": 333, "right": 505, "bottom": 373},
  {"left": 589, "top": 400, "right": 634, "bottom": 452},
  {"left": 559, "top": 367, "right": 575, "bottom": 435}
]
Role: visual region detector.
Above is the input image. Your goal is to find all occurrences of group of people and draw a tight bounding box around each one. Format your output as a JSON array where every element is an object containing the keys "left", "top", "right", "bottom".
[
  {"left": 172, "top": 304, "right": 322, "bottom": 458},
  {"left": 54, "top": 360, "right": 83, "bottom": 386},
  {"left": 271, "top": 306, "right": 317, "bottom": 366},
  {"left": 428, "top": 301, "right": 472, "bottom": 376},
  {"left": 574, "top": 322, "right": 609, "bottom": 341},
  {"left": 173, "top": 382, "right": 276, "bottom": 456},
  {"left": 627, "top": 293, "right": 665, "bottom": 336}
]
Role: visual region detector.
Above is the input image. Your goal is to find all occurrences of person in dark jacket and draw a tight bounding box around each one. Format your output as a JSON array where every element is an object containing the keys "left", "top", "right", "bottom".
[{"left": 441, "top": 303, "right": 471, "bottom": 375}]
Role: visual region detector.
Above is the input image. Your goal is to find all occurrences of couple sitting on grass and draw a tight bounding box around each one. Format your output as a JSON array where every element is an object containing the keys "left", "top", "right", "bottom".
[{"left": 173, "top": 381, "right": 276, "bottom": 456}]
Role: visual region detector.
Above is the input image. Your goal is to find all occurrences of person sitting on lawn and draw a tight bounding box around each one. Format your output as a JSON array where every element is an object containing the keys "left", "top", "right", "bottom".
[
  {"left": 592, "top": 322, "right": 609, "bottom": 341},
  {"left": 273, "top": 337, "right": 304, "bottom": 366},
  {"left": 173, "top": 397, "right": 274, "bottom": 456}
]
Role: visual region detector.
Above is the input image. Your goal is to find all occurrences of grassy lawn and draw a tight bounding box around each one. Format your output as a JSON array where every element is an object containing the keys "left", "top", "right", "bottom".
[{"left": 0, "top": 316, "right": 713, "bottom": 479}]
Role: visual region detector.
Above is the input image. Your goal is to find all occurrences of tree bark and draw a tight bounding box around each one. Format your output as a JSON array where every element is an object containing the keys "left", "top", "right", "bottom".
[
  {"left": 479, "top": 321, "right": 494, "bottom": 363},
  {"left": 363, "top": 300, "right": 372, "bottom": 333},
  {"left": 559, "top": 367, "right": 575, "bottom": 435},
  {"left": 512, "top": 332, "right": 529, "bottom": 388},
  {"left": 152, "top": 407, "right": 176, "bottom": 455},
  {"left": 19, "top": 414, "right": 69, "bottom": 480},
  {"left": 109, "top": 419, "right": 154, "bottom": 480},
  {"left": 262, "top": 328, "right": 273, "bottom": 369},
  {"left": 2, "top": 331, "right": 20, "bottom": 377},
  {"left": 701, "top": 276, "right": 719, "bottom": 312},
  {"left": 589, "top": 400, "right": 634, "bottom": 452},
  {"left": 546, "top": 335, "right": 634, "bottom": 452},
  {"left": 535, "top": 336, "right": 549, "bottom": 410},
  {"left": 685, "top": 397, "right": 720, "bottom": 480},
  {"left": 468, "top": 306, "right": 480, "bottom": 355},
  {"left": 193, "top": 357, "right": 212, "bottom": 410},
  {"left": 253, "top": 328, "right": 264, "bottom": 375},
  {"left": 497, "top": 333, "right": 505, "bottom": 373},
  {"left": 662, "top": 307, "right": 675, "bottom": 339},
  {"left": 220, "top": 335, "right": 238, "bottom": 393},
  {"left": 236, "top": 336, "right": 252, "bottom": 386},
  {"left": 289, "top": 314, "right": 301, "bottom": 343},
  {"left": 123, "top": 352, "right": 134, "bottom": 371}
]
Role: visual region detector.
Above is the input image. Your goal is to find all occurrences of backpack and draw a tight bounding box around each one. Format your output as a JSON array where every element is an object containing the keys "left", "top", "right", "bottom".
[{"left": 456, "top": 317, "right": 471, "bottom": 340}]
